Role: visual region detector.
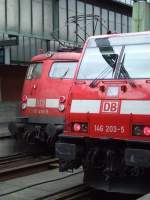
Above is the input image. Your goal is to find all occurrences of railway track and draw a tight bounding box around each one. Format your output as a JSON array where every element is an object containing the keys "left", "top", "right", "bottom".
[
  {"left": 0, "top": 151, "right": 141, "bottom": 200},
  {"left": 0, "top": 135, "right": 11, "bottom": 139},
  {"left": 0, "top": 153, "right": 58, "bottom": 181},
  {"left": 0, "top": 152, "right": 32, "bottom": 163},
  {"left": 0, "top": 170, "right": 86, "bottom": 199},
  {"left": 39, "top": 185, "right": 141, "bottom": 200},
  {"left": 38, "top": 184, "right": 92, "bottom": 200},
  {"left": 0, "top": 163, "right": 140, "bottom": 200}
]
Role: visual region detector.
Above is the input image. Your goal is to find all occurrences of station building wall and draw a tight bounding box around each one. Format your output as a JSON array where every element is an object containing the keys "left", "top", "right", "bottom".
[
  {"left": 58, "top": 0, "right": 132, "bottom": 44},
  {"left": 0, "top": 65, "right": 27, "bottom": 123},
  {"left": 0, "top": 0, "right": 53, "bottom": 64}
]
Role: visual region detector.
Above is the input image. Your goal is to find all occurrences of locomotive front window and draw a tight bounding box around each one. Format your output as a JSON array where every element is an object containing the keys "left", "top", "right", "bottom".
[
  {"left": 26, "top": 63, "right": 42, "bottom": 79},
  {"left": 77, "top": 36, "right": 150, "bottom": 80},
  {"left": 49, "top": 62, "right": 77, "bottom": 79}
]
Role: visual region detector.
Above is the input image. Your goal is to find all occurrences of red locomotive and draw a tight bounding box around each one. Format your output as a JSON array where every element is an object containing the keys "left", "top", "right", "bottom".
[
  {"left": 8, "top": 51, "right": 81, "bottom": 151},
  {"left": 56, "top": 32, "right": 150, "bottom": 194}
]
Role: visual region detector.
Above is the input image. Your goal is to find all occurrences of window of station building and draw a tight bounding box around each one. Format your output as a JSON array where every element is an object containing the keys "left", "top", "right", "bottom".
[
  {"left": 36, "top": 39, "right": 42, "bottom": 55},
  {"left": 86, "top": 4, "right": 93, "bottom": 38},
  {"left": 59, "top": 0, "right": 67, "bottom": 40},
  {"left": 20, "top": 0, "right": 31, "bottom": 33},
  {"left": 77, "top": 1, "right": 85, "bottom": 43},
  {"left": 11, "top": 45, "right": 18, "bottom": 62},
  {"left": 0, "top": 0, "right": 5, "bottom": 30},
  {"left": 128, "top": 17, "right": 132, "bottom": 32},
  {"left": 102, "top": 9, "right": 108, "bottom": 35},
  {"left": 49, "top": 62, "right": 77, "bottom": 79},
  {"left": 116, "top": 13, "right": 121, "bottom": 33},
  {"left": 0, "top": 48, "right": 4, "bottom": 64},
  {"left": 122, "top": 15, "right": 128, "bottom": 33},
  {"left": 109, "top": 11, "right": 115, "bottom": 33},
  {"left": 31, "top": 38, "right": 36, "bottom": 57},
  {"left": 94, "top": 6, "right": 101, "bottom": 35},
  {"left": 68, "top": 0, "right": 76, "bottom": 42},
  {"left": 42, "top": 40, "right": 47, "bottom": 53},
  {"left": 44, "top": 0, "right": 53, "bottom": 37},
  {"left": 24, "top": 37, "right": 30, "bottom": 62},
  {"left": 32, "top": 0, "right": 42, "bottom": 35},
  {"left": 18, "top": 36, "right": 24, "bottom": 62},
  {"left": 26, "top": 63, "right": 42, "bottom": 80},
  {"left": 7, "top": 0, "right": 19, "bottom": 32}
]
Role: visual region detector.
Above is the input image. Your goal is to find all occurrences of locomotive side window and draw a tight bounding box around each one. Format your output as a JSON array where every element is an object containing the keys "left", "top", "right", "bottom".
[
  {"left": 49, "top": 62, "right": 77, "bottom": 79},
  {"left": 26, "top": 63, "right": 42, "bottom": 79},
  {"left": 77, "top": 36, "right": 150, "bottom": 80}
]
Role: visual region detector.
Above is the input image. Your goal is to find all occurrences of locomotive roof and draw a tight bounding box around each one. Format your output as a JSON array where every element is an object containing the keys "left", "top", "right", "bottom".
[
  {"left": 31, "top": 52, "right": 81, "bottom": 62},
  {"left": 88, "top": 31, "right": 150, "bottom": 40},
  {"left": 85, "top": 31, "right": 150, "bottom": 48}
]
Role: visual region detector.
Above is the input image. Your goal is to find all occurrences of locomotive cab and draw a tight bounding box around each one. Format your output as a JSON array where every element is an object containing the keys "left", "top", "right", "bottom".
[
  {"left": 8, "top": 51, "right": 80, "bottom": 151},
  {"left": 56, "top": 32, "right": 150, "bottom": 194}
]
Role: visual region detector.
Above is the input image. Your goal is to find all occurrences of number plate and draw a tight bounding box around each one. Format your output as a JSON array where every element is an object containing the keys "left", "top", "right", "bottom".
[{"left": 94, "top": 124, "right": 125, "bottom": 134}]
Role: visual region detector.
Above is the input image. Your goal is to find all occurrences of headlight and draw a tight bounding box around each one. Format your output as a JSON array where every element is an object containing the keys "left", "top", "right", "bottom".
[
  {"left": 72, "top": 122, "right": 88, "bottom": 132},
  {"left": 132, "top": 125, "right": 150, "bottom": 137}
]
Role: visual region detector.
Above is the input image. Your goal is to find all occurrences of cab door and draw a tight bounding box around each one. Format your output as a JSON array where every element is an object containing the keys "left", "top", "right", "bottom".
[
  {"left": 39, "top": 60, "right": 78, "bottom": 116},
  {"left": 23, "top": 62, "right": 43, "bottom": 96},
  {"left": 21, "top": 62, "right": 43, "bottom": 114}
]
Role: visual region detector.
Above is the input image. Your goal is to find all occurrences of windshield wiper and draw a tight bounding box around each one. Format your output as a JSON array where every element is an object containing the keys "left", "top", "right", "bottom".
[
  {"left": 89, "top": 39, "right": 135, "bottom": 88},
  {"left": 117, "top": 53, "right": 129, "bottom": 79},
  {"left": 60, "top": 67, "right": 69, "bottom": 79},
  {"left": 114, "top": 47, "right": 136, "bottom": 87},
  {"left": 89, "top": 42, "right": 117, "bottom": 88},
  {"left": 89, "top": 66, "right": 112, "bottom": 88},
  {"left": 114, "top": 45, "right": 125, "bottom": 79}
]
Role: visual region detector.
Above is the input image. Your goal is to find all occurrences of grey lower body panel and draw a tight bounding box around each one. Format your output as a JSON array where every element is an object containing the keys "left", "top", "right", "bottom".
[{"left": 16, "top": 116, "right": 64, "bottom": 125}]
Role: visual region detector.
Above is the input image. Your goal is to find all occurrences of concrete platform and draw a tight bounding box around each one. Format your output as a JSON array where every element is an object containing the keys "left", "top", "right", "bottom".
[
  {"left": 0, "top": 126, "right": 11, "bottom": 138},
  {"left": 0, "top": 168, "right": 83, "bottom": 200},
  {"left": 0, "top": 123, "right": 23, "bottom": 157},
  {"left": 0, "top": 102, "right": 19, "bottom": 124},
  {"left": 0, "top": 138, "right": 23, "bottom": 157}
]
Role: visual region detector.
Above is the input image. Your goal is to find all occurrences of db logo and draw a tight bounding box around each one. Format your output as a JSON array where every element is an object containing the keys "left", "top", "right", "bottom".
[{"left": 101, "top": 101, "right": 120, "bottom": 113}]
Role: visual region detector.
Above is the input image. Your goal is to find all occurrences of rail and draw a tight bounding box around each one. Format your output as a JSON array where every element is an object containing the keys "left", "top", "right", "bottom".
[
  {"left": 39, "top": 184, "right": 92, "bottom": 200},
  {"left": 0, "top": 154, "right": 58, "bottom": 181}
]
